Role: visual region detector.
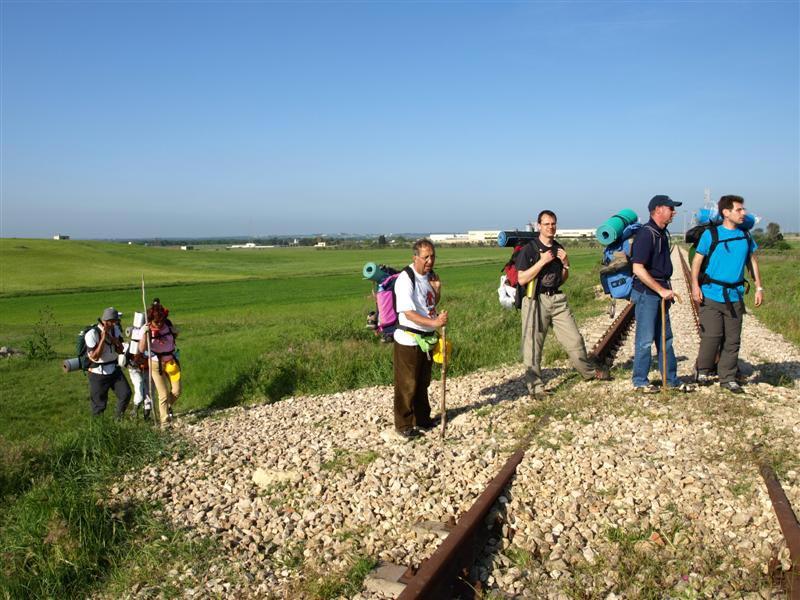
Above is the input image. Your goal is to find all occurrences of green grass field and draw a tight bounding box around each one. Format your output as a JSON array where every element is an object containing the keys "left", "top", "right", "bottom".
[{"left": 744, "top": 245, "right": 800, "bottom": 345}]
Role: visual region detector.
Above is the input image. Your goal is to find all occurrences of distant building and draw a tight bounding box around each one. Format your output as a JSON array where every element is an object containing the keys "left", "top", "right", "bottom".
[
  {"left": 429, "top": 231, "right": 499, "bottom": 244},
  {"left": 53, "top": 234, "right": 70, "bottom": 240},
  {"left": 180, "top": 245, "right": 194, "bottom": 251},
  {"left": 314, "top": 241, "right": 327, "bottom": 248},
  {"left": 430, "top": 233, "right": 469, "bottom": 244},
  {"left": 554, "top": 229, "right": 594, "bottom": 239},
  {"left": 467, "top": 230, "right": 500, "bottom": 243},
  {"left": 229, "top": 242, "right": 274, "bottom": 249}
]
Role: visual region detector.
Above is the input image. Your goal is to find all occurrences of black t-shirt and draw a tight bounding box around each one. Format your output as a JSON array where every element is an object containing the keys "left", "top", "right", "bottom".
[{"left": 514, "top": 237, "right": 564, "bottom": 292}]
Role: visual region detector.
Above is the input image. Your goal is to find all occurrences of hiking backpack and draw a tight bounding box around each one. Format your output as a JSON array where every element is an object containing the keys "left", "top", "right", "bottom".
[
  {"left": 498, "top": 245, "right": 523, "bottom": 310},
  {"left": 369, "top": 265, "right": 416, "bottom": 339},
  {"left": 599, "top": 222, "right": 643, "bottom": 301},
  {"left": 685, "top": 223, "right": 754, "bottom": 314},
  {"left": 75, "top": 323, "right": 105, "bottom": 372}
]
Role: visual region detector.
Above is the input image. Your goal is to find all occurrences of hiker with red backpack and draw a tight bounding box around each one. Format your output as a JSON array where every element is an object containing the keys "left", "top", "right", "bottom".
[
  {"left": 515, "top": 210, "right": 609, "bottom": 399},
  {"left": 691, "top": 195, "right": 763, "bottom": 394},
  {"left": 392, "top": 239, "right": 448, "bottom": 439},
  {"left": 138, "top": 298, "right": 181, "bottom": 425}
]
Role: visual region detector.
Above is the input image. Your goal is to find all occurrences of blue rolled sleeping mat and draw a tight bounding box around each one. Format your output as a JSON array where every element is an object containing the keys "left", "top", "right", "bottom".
[
  {"left": 595, "top": 208, "right": 639, "bottom": 246},
  {"left": 362, "top": 262, "right": 390, "bottom": 283},
  {"left": 497, "top": 230, "right": 539, "bottom": 248}
]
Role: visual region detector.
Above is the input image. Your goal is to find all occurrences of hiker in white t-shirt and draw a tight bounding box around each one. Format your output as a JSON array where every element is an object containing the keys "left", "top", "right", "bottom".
[
  {"left": 125, "top": 320, "right": 153, "bottom": 419},
  {"left": 392, "top": 239, "right": 448, "bottom": 438},
  {"left": 85, "top": 307, "right": 132, "bottom": 418}
]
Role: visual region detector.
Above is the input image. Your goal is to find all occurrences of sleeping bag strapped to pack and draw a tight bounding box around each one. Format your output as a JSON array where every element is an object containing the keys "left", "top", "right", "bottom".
[
  {"left": 498, "top": 245, "right": 524, "bottom": 309},
  {"left": 599, "top": 222, "right": 642, "bottom": 300}
]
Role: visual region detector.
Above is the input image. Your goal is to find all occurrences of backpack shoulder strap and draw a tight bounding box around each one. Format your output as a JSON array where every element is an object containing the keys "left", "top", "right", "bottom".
[
  {"left": 699, "top": 226, "right": 718, "bottom": 279},
  {"left": 402, "top": 265, "right": 416, "bottom": 292},
  {"left": 743, "top": 230, "right": 755, "bottom": 278}
]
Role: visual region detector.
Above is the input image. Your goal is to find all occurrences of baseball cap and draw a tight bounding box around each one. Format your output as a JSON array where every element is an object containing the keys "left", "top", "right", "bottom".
[
  {"left": 100, "top": 307, "right": 122, "bottom": 321},
  {"left": 648, "top": 195, "right": 682, "bottom": 212}
]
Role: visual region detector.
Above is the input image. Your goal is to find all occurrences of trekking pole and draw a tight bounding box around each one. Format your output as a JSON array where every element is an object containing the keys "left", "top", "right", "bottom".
[
  {"left": 440, "top": 326, "right": 447, "bottom": 440},
  {"left": 661, "top": 297, "right": 668, "bottom": 391},
  {"left": 142, "top": 275, "right": 159, "bottom": 427}
]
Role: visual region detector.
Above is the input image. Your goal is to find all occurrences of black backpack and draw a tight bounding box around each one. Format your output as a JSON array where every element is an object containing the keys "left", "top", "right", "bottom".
[
  {"left": 685, "top": 223, "right": 754, "bottom": 315},
  {"left": 75, "top": 323, "right": 100, "bottom": 373}
]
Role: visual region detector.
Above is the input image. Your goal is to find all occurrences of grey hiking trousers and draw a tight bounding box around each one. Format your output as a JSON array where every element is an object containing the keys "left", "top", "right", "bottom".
[
  {"left": 520, "top": 293, "right": 595, "bottom": 394},
  {"left": 696, "top": 297, "right": 745, "bottom": 384}
]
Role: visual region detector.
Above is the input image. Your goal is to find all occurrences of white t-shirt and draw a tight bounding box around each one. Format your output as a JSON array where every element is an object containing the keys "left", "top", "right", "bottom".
[
  {"left": 85, "top": 325, "right": 122, "bottom": 375},
  {"left": 393, "top": 265, "right": 438, "bottom": 346}
]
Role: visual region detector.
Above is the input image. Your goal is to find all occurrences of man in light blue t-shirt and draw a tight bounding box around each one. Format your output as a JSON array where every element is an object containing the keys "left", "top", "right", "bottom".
[{"left": 691, "top": 195, "right": 764, "bottom": 393}]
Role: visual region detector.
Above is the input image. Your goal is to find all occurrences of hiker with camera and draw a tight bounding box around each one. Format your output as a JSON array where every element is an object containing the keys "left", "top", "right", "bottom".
[
  {"left": 516, "top": 210, "right": 608, "bottom": 399},
  {"left": 138, "top": 299, "right": 181, "bottom": 425},
  {"left": 691, "top": 195, "right": 763, "bottom": 394},
  {"left": 630, "top": 195, "right": 691, "bottom": 393},
  {"left": 85, "top": 307, "right": 132, "bottom": 418},
  {"left": 392, "top": 239, "right": 448, "bottom": 439}
]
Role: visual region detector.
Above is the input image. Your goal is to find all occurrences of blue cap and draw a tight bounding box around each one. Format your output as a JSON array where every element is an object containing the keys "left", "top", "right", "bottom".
[{"left": 648, "top": 195, "right": 682, "bottom": 212}]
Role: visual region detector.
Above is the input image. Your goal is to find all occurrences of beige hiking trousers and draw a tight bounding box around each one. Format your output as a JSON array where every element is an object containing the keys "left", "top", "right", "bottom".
[
  {"left": 149, "top": 359, "right": 181, "bottom": 424},
  {"left": 520, "top": 293, "right": 594, "bottom": 393}
]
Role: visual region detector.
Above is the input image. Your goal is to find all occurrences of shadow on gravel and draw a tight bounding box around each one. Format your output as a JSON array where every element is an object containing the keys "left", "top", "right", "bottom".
[
  {"left": 742, "top": 359, "right": 800, "bottom": 387},
  {"left": 465, "top": 368, "right": 567, "bottom": 406}
]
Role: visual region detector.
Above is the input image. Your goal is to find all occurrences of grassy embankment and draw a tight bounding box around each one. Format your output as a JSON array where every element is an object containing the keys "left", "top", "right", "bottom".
[
  {"left": 1, "top": 238, "right": 605, "bottom": 598},
  {"left": 744, "top": 242, "right": 800, "bottom": 347}
]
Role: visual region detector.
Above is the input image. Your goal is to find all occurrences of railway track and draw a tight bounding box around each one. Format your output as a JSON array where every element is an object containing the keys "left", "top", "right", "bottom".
[
  {"left": 675, "top": 245, "right": 701, "bottom": 334},
  {"left": 393, "top": 294, "right": 639, "bottom": 598},
  {"left": 388, "top": 247, "right": 800, "bottom": 599}
]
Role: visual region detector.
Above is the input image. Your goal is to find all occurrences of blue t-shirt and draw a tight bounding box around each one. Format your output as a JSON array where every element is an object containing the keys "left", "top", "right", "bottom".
[
  {"left": 631, "top": 220, "right": 673, "bottom": 294},
  {"left": 696, "top": 225, "right": 757, "bottom": 303}
]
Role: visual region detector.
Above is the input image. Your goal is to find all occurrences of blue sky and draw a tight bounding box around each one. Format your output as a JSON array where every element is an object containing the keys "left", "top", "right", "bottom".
[{"left": 2, "top": 1, "right": 798, "bottom": 238}]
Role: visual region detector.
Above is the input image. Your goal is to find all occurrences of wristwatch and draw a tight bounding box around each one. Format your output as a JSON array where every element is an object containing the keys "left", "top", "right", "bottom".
[{"left": 756, "top": 286, "right": 765, "bottom": 292}]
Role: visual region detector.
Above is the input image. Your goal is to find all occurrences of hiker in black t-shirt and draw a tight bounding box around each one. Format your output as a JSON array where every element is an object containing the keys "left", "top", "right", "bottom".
[{"left": 515, "top": 210, "right": 609, "bottom": 398}]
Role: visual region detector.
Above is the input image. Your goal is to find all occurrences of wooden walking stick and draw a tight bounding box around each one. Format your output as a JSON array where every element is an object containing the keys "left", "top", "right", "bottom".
[
  {"left": 142, "top": 275, "right": 159, "bottom": 426},
  {"left": 440, "top": 326, "right": 447, "bottom": 440},
  {"left": 661, "top": 297, "right": 668, "bottom": 391}
]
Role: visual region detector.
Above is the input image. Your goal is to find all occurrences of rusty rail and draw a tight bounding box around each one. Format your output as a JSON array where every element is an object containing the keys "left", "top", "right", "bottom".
[
  {"left": 588, "top": 302, "right": 635, "bottom": 366},
  {"left": 397, "top": 436, "right": 532, "bottom": 599},
  {"left": 675, "top": 245, "right": 701, "bottom": 335},
  {"left": 756, "top": 456, "right": 800, "bottom": 596}
]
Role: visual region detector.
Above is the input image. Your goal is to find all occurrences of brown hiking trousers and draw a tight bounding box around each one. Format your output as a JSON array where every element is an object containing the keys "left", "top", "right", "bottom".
[{"left": 393, "top": 342, "right": 432, "bottom": 431}]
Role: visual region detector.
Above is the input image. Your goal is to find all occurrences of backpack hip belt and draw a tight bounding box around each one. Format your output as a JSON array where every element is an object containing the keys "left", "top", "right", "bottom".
[
  {"left": 701, "top": 274, "right": 749, "bottom": 317},
  {"left": 397, "top": 323, "right": 434, "bottom": 336}
]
